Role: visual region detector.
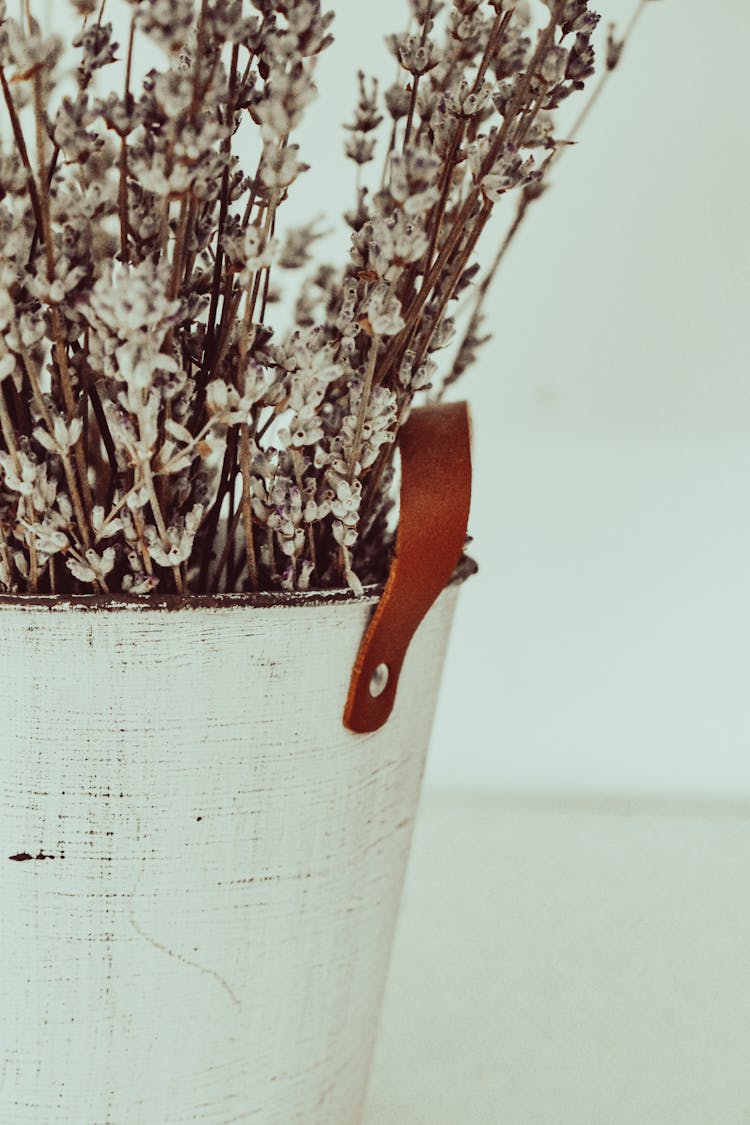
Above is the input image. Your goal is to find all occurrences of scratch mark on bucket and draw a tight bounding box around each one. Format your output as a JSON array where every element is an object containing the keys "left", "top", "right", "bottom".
[{"left": 128, "top": 858, "right": 240, "bottom": 1009}]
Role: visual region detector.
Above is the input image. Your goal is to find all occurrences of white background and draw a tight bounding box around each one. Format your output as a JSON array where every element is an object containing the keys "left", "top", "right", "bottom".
[{"left": 41, "top": 0, "right": 750, "bottom": 799}]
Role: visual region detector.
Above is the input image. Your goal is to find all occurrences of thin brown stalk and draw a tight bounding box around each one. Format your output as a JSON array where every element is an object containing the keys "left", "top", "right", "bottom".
[
  {"left": 43, "top": 325, "right": 96, "bottom": 548},
  {"left": 444, "top": 202, "right": 526, "bottom": 389},
  {"left": 28, "top": 538, "right": 39, "bottom": 592},
  {"left": 359, "top": 395, "right": 408, "bottom": 526},
  {"left": 20, "top": 350, "right": 93, "bottom": 553},
  {"left": 223, "top": 457, "right": 239, "bottom": 587},
  {"left": 240, "top": 153, "right": 265, "bottom": 228},
  {"left": 0, "top": 382, "right": 20, "bottom": 464},
  {"left": 0, "top": 520, "right": 15, "bottom": 591},
  {"left": 131, "top": 505, "right": 155, "bottom": 578},
  {"left": 118, "top": 15, "right": 137, "bottom": 263},
  {"left": 396, "top": 9, "right": 511, "bottom": 317},
  {"left": 27, "top": 144, "right": 60, "bottom": 268},
  {"left": 140, "top": 459, "right": 185, "bottom": 595},
  {"left": 446, "top": 1, "right": 651, "bottom": 388},
  {"left": 78, "top": 355, "right": 120, "bottom": 502},
  {"left": 50, "top": 309, "right": 95, "bottom": 543},
  {"left": 246, "top": 266, "right": 265, "bottom": 335},
  {"left": 0, "top": 383, "right": 38, "bottom": 591},
  {"left": 380, "top": 120, "right": 398, "bottom": 190},
  {"left": 403, "top": 1, "right": 434, "bottom": 148},
  {"left": 197, "top": 426, "right": 238, "bottom": 590},
  {"left": 376, "top": 14, "right": 560, "bottom": 390},
  {"left": 564, "top": 2, "right": 649, "bottom": 142},
  {"left": 31, "top": 74, "right": 56, "bottom": 281},
  {"left": 239, "top": 192, "right": 277, "bottom": 352},
  {"left": 211, "top": 503, "right": 242, "bottom": 591},
  {"left": 515, "top": 88, "right": 547, "bottom": 149},
  {"left": 239, "top": 423, "right": 259, "bottom": 592},
  {"left": 423, "top": 122, "right": 465, "bottom": 276},
  {"left": 168, "top": 196, "right": 191, "bottom": 300},
  {"left": 474, "top": 8, "right": 513, "bottom": 93},
  {"left": 292, "top": 448, "right": 317, "bottom": 576},
  {"left": 360, "top": 191, "right": 491, "bottom": 532},
  {"left": 60, "top": 442, "right": 95, "bottom": 558},
  {"left": 189, "top": 0, "right": 211, "bottom": 122},
  {"left": 0, "top": 65, "right": 44, "bottom": 236},
  {"left": 202, "top": 45, "right": 240, "bottom": 364},
  {"left": 21, "top": 349, "right": 52, "bottom": 427},
  {"left": 193, "top": 144, "right": 265, "bottom": 427},
  {"left": 193, "top": 279, "right": 242, "bottom": 429},
  {"left": 6, "top": 376, "right": 32, "bottom": 438},
  {"left": 347, "top": 333, "right": 379, "bottom": 483},
  {"left": 208, "top": 179, "right": 277, "bottom": 590},
  {"left": 31, "top": 0, "right": 102, "bottom": 264},
  {"left": 158, "top": 194, "right": 171, "bottom": 259},
  {"left": 30, "top": 70, "right": 95, "bottom": 537},
  {"left": 412, "top": 197, "right": 492, "bottom": 376},
  {"left": 402, "top": 78, "right": 421, "bottom": 150},
  {"left": 179, "top": 199, "right": 203, "bottom": 287},
  {"left": 265, "top": 526, "right": 277, "bottom": 583},
  {"left": 258, "top": 222, "right": 277, "bottom": 327}
]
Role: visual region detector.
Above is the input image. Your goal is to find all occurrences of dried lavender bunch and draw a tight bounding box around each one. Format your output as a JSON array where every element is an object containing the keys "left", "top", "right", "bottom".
[{"left": 0, "top": 0, "right": 628, "bottom": 597}]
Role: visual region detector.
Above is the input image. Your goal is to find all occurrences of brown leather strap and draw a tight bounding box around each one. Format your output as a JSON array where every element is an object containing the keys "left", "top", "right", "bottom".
[{"left": 344, "top": 401, "right": 472, "bottom": 734}]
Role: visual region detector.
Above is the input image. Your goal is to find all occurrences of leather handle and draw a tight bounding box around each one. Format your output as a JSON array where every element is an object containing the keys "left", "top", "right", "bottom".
[{"left": 343, "top": 401, "right": 472, "bottom": 734}]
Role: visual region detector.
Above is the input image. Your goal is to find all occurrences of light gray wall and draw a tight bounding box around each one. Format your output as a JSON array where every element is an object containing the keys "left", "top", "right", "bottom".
[{"left": 424, "top": 0, "right": 750, "bottom": 797}]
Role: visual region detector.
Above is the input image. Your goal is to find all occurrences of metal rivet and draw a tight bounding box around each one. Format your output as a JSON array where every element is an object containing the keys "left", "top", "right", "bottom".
[{"left": 369, "top": 663, "right": 389, "bottom": 699}]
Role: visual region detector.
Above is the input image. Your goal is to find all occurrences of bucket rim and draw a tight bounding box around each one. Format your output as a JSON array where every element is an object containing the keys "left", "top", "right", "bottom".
[{"left": 0, "top": 584, "right": 385, "bottom": 613}]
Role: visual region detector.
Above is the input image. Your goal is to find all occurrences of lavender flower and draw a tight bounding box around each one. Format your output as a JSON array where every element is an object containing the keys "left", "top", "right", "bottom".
[{"left": 0, "top": 0, "right": 638, "bottom": 596}]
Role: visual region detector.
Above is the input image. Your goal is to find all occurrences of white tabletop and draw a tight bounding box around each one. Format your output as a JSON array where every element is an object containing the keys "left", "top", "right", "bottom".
[{"left": 362, "top": 789, "right": 750, "bottom": 1124}]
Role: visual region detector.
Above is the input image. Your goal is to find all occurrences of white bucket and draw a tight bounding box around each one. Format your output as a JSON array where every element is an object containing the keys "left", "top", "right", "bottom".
[{"left": 0, "top": 584, "right": 458, "bottom": 1124}]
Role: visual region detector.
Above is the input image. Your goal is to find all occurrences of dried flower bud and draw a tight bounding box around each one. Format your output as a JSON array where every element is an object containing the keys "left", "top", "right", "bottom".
[
  {"left": 411, "top": 0, "right": 441, "bottom": 24},
  {"left": 469, "top": 137, "right": 538, "bottom": 201},
  {"left": 541, "top": 45, "right": 569, "bottom": 85},
  {"left": 70, "top": 0, "right": 99, "bottom": 15},
  {"left": 73, "top": 21, "right": 117, "bottom": 86},
  {"left": 365, "top": 288, "right": 404, "bottom": 337},
  {"left": 565, "top": 33, "right": 596, "bottom": 84},
  {"left": 34, "top": 415, "right": 83, "bottom": 456},
  {"left": 277, "top": 222, "right": 324, "bottom": 270},
  {"left": 351, "top": 211, "right": 429, "bottom": 281},
  {"left": 127, "top": 0, "right": 195, "bottom": 53},
  {"left": 3, "top": 18, "right": 62, "bottom": 80},
  {"left": 67, "top": 545, "right": 116, "bottom": 584},
  {"left": 251, "top": 71, "right": 317, "bottom": 139},
  {"left": 344, "top": 71, "right": 383, "bottom": 135},
  {"left": 53, "top": 96, "right": 104, "bottom": 164},
  {"left": 606, "top": 23, "right": 624, "bottom": 71},
  {"left": 384, "top": 83, "right": 411, "bottom": 121},
  {"left": 392, "top": 33, "right": 438, "bottom": 76},
  {"left": 0, "top": 448, "right": 36, "bottom": 496},
  {"left": 345, "top": 134, "right": 377, "bottom": 166},
  {"left": 389, "top": 145, "right": 441, "bottom": 214},
  {"left": 546, "top": 0, "right": 601, "bottom": 37}
]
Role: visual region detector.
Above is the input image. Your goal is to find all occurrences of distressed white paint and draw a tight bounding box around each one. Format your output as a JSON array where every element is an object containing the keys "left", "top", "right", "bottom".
[{"left": 0, "top": 587, "right": 459, "bottom": 1124}]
